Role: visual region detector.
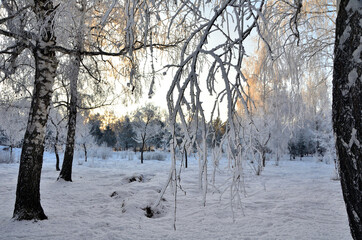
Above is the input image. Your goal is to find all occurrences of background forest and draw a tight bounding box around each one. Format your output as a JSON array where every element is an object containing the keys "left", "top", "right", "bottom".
[{"left": 0, "top": 0, "right": 336, "bottom": 170}]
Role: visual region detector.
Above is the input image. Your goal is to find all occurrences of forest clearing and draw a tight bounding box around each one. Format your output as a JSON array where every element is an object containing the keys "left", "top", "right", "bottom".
[
  {"left": 0, "top": 0, "right": 361, "bottom": 239},
  {"left": 0, "top": 148, "right": 350, "bottom": 239}
]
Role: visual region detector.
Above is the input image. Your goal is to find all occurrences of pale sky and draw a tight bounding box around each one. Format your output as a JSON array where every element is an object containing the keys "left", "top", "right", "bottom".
[{"left": 101, "top": 24, "right": 259, "bottom": 121}]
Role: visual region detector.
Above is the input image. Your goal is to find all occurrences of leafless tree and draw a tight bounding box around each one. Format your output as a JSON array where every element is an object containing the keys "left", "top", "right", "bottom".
[
  {"left": 132, "top": 104, "right": 161, "bottom": 163},
  {"left": 0, "top": 0, "right": 60, "bottom": 220}
]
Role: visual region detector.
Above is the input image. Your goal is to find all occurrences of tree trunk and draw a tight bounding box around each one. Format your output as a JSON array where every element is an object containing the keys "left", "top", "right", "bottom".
[
  {"left": 58, "top": 1, "right": 85, "bottom": 181},
  {"left": 141, "top": 141, "right": 145, "bottom": 164},
  {"left": 184, "top": 146, "right": 188, "bottom": 169},
  {"left": 13, "top": 0, "right": 58, "bottom": 221},
  {"left": 83, "top": 143, "right": 87, "bottom": 162},
  {"left": 54, "top": 130, "right": 60, "bottom": 171},
  {"left": 333, "top": 1, "right": 362, "bottom": 239},
  {"left": 140, "top": 133, "right": 146, "bottom": 164},
  {"left": 275, "top": 147, "right": 280, "bottom": 166},
  {"left": 10, "top": 145, "right": 13, "bottom": 163},
  {"left": 262, "top": 133, "right": 271, "bottom": 167},
  {"left": 54, "top": 147, "right": 60, "bottom": 171},
  {"left": 58, "top": 54, "right": 80, "bottom": 182}
]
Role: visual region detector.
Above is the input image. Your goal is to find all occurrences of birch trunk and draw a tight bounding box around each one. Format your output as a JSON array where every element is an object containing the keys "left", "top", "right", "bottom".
[
  {"left": 54, "top": 130, "right": 60, "bottom": 171},
  {"left": 59, "top": 0, "right": 86, "bottom": 181},
  {"left": 333, "top": 1, "right": 362, "bottom": 239},
  {"left": 58, "top": 54, "right": 80, "bottom": 181},
  {"left": 13, "top": 0, "right": 58, "bottom": 220}
]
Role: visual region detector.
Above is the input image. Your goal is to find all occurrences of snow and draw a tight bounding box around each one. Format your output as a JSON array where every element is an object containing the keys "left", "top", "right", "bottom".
[
  {"left": 341, "top": 128, "right": 361, "bottom": 169},
  {"left": 339, "top": 26, "right": 351, "bottom": 48},
  {"left": 347, "top": 68, "right": 358, "bottom": 88},
  {"left": 0, "top": 149, "right": 351, "bottom": 239},
  {"left": 348, "top": 128, "right": 360, "bottom": 149},
  {"left": 352, "top": 38, "right": 362, "bottom": 63},
  {"left": 346, "top": 0, "right": 362, "bottom": 13}
]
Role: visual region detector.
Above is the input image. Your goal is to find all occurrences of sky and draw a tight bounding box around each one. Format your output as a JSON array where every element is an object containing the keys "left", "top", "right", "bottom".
[
  {"left": 103, "top": 29, "right": 259, "bottom": 121},
  {"left": 92, "top": 1, "right": 265, "bottom": 121}
]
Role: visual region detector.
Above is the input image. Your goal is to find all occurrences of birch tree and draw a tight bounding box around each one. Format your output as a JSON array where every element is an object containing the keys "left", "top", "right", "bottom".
[
  {"left": 0, "top": 0, "right": 60, "bottom": 220},
  {"left": 153, "top": 0, "right": 267, "bottom": 227},
  {"left": 132, "top": 104, "right": 161, "bottom": 163},
  {"left": 154, "top": 0, "right": 353, "bottom": 230},
  {"left": 47, "top": 107, "right": 67, "bottom": 171},
  {"left": 58, "top": 0, "right": 86, "bottom": 182},
  {"left": 333, "top": 0, "right": 362, "bottom": 238},
  {"left": 0, "top": 103, "right": 27, "bottom": 162},
  {"left": 55, "top": 0, "right": 186, "bottom": 181},
  {"left": 254, "top": 0, "right": 336, "bottom": 166}
]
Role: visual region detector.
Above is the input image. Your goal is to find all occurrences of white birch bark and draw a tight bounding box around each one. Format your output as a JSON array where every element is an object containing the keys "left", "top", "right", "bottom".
[{"left": 13, "top": 0, "right": 58, "bottom": 220}]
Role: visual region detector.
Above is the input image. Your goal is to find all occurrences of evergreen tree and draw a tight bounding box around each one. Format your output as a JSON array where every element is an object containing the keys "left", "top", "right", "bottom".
[
  {"left": 102, "top": 126, "right": 117, "bottom": 148},
  {"left": 116, "top": 116, "right": 137, "bottom": 150}
]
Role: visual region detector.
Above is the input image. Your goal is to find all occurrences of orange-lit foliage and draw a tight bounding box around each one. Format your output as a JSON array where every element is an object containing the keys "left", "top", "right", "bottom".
[
  {"left": 237, "top": 42, "right": 269, "bottom": 117},
  {"left": 88, "top": 111, "right": 119, "bottom": 131},
  {"left": 236, "top": 0, "right": 335, "bottom": 118}
]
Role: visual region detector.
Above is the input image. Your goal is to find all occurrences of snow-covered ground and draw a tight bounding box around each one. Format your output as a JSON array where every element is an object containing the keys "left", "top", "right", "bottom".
[{"left": 0, "top": 149, "right": 351, "bottom": 240}]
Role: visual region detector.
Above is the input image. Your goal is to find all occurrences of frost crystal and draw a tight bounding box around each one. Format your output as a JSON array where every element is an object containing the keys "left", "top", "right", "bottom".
[
  {"left": 352, "top": 210, "right": 360, "bottom": 222},
  {"left": 349, "top": 128, "right": 361, "bottom": 149}
]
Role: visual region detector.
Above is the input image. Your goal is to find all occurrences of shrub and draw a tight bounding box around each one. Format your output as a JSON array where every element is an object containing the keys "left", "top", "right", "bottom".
[
  {"left": 127, "top": 151, "right": 134, "bottom": 161},
  {"left": 0, "top": 149, "right": 12, "bottom": 163},
  {"left": 118, "top": 151, "right": 134, "bottom": 160},
  {"left": 88, "top": 145, "right": 113, "bottom": 160},
  {"left": 288, "top": 129, "right": 316, "bottom": 159},
  {"left": 137, "top": 151, "right": 166, "bottom": 161}
]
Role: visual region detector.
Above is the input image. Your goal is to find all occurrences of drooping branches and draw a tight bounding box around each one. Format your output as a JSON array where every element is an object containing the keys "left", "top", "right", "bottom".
[{"left": 154, "top": 0, "right": 267, "bottom": 220}]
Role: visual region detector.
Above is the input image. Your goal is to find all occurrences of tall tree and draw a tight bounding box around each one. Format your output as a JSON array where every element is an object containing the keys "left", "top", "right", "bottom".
[
  {"left": 154, "top": 1, "right": 268, "bottom": 226},
  {"left": 48, "top": 108, "right": 67, "bottom": 171},
  {"left": 56, "top": 0, "right": 185, "bottom": 181},
  {"left": 132, "top": 104, "right": 161, "bottom": 163},
  {"left": 0, "top": 103, "right": 27, "bottom": 162},
  {"left": 115, "top": 116, "right": 137, "bottom": 151},
  {"left": 12, "top": 0, "right": 59, "bottom": 220},
  {"left": 333, "top": 0, "right": 362, "bottom": 239},
  {"left": 58, "top": 0, "right": 86, "bottom": 182}
]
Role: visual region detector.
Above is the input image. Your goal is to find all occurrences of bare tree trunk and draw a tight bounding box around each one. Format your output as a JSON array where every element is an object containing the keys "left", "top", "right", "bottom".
[
  {"left": 141, "top": 138, "right": 145, "bottom": 164},
  {"left": 55, "top": 147, "right": 60, "bottom": 171},
  {"left": 50, "top": 118, "right": 61, "bottom": 171},
  {"left": 54, "top": 130, "right": 60, "bottom": 171},
  {"left": 83, "top": 143, "right": 87, "bottom": 162},
  {"left": 13, "top": 0, "right": 58, "bottom": 220},
  {"left": 262, "top": 133, "right": 271, "bottom": 167},
  {"left": 10, "top": 145, "right": 13, "bottom": 163},
  {"left": 333, "top": 1, "right": 362, "bottom": 239},
  {"left": 58, "top": 55, "right": 79, "bottom": 181},
  {"left": 262, "top": 152, "right": 266, "bottom": 167},
  {"left": 59, "top": 1, "right": 85, "bottom": 181},
  {"left": 54, "top": 144, "right": 60, "bottom": 171},
  {"left": 184, "top": 146, "right": 188, "bottom": 169}
]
